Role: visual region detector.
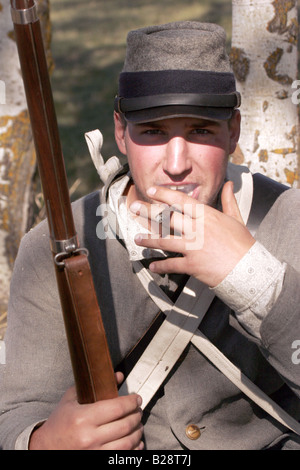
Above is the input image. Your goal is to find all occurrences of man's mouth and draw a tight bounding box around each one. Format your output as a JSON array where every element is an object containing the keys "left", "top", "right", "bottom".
[{"left": 160, "top": 184, "right": 198, "bottom": 197}]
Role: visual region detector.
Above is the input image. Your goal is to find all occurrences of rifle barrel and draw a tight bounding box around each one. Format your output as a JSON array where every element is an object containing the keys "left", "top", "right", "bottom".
[
  {"left": 11, "top": 0, "right": 77, "bottom": 247},
  {"left": 11, "top": 0, "right": 118, "bottom": 403}
]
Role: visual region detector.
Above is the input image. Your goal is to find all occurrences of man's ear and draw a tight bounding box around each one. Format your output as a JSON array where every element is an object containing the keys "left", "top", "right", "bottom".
[
  {"left": 114, "top": 111, "right": 127, "bottom": 155},
  {"left": 229, "top": 110, "right": 241, "bottom": 155}
]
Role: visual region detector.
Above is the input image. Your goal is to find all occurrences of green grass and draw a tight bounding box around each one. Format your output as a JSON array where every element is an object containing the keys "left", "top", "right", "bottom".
[{"left": 49, "top": 0, "right": 233, "bottom": 200}]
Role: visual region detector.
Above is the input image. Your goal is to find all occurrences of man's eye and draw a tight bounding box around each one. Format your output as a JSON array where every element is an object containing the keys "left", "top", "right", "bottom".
[
  {"left": 144, "top": 129, "right": 163, "bottom": 135},
  {"left": 191, "top": 128, "right": 209, "bottom": 135}
]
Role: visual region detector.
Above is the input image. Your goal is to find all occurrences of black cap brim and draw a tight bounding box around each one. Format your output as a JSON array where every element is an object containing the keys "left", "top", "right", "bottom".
[{"left": 124, "top": 104, "right": 234, "bottom": 124}]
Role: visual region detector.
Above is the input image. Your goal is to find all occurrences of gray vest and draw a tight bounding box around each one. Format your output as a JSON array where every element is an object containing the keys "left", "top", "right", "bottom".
[{"left": 74, "top": 168, "right": 297, "bottom": 449}]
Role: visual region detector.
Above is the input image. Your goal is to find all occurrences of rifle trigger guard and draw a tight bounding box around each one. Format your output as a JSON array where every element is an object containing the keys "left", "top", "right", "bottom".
[{"left": 54, "top": 248, "right": 89, "bottom": 268}]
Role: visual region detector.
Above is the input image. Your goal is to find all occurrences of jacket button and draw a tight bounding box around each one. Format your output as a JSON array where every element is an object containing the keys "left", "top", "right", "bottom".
[{"left": 185, "top": 424, "right": 201, "bottom": 440}]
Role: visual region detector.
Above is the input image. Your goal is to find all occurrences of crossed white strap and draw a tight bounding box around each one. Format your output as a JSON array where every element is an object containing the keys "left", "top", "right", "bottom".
[
  {"left": 85, "top": 130, "right": 300, "bottom": 435},
  {"left": 84, "top": 129, "right": 122, "bottom": 184},
  {"left": 118, "top": 163, "right": 254, "bottom": 406},
  {"left": 118, "top": 270, "right": 215, "bottom": 405},
  {"left": 119, "top": 167, "right": 300, "bottom": 435},
  {"left": 191, "top": 329, "right": 300, "bottom": 435},
  {"left": 120, "top": 264, "right": 300, "bottom": 435}
]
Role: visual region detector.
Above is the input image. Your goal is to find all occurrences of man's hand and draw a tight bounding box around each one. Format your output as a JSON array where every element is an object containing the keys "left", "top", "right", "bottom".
[
  {"left": 29, "top": 373, "right": 144, "bottom": 450},
  {"left": 130, "top": 181, "right": 255, "bottom": 287}
]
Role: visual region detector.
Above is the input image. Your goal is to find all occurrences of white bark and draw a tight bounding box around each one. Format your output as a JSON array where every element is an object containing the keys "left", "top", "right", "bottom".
[
  {"left": 0, "top": 2, "right": 28, "bottom": 336},
  {"left": 0, "top": 0, "right": 52, "bottom": 338},
  {"left": 231, "top": 0, "right": 299, "bottom": 187}
]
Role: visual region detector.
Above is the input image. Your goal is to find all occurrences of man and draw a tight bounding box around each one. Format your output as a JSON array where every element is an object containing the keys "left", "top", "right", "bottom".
[{"left": 1, "top": 21, "right": 300, "bottom": 450}]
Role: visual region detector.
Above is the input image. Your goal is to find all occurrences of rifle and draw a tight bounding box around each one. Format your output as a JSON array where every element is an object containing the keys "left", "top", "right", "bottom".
[{"left": 10, "top": 0, "right": 118, "bottom": 403}]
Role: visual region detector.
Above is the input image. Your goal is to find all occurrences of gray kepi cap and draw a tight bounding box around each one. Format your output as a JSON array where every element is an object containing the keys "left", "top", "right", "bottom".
[{"left": 114, "top": 21, "right": 240, "bottom": 123}]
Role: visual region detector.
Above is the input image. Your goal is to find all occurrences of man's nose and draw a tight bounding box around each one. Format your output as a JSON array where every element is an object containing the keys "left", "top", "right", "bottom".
[{"left": 163, "top": 136, "right": 192, "bottom": 176}]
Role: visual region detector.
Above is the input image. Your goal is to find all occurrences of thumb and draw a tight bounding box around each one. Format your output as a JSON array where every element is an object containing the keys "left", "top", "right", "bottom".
[
  {"left": 115, "top": 371, "right": 125, "bottom": 385},
  {"left": 221, "top": 181, "right": 245, "bottom": 225}
]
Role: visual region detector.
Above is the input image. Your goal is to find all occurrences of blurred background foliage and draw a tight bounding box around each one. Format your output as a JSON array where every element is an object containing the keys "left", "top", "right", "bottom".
[{"left": 49, "top": 0, "right": 233, "bottom": 200}]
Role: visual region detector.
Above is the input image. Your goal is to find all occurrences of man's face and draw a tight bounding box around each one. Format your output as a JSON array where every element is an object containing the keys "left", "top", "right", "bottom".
[{"left": 114, "top": 112, "right": 240, "bottom": 207}]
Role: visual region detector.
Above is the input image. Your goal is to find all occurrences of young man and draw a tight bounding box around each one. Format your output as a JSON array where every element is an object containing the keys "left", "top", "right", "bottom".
[{"left": 1, "top": 21, "right": 300, "bottom": 450}]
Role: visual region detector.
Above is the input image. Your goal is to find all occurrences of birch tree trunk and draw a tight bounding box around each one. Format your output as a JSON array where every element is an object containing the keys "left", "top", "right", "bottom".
[
  {"left": 230, "top": 0, "right": 299, "bottom": 187},
  {"left": 0, "top": 0, "right": 53, "bottom": 339}
]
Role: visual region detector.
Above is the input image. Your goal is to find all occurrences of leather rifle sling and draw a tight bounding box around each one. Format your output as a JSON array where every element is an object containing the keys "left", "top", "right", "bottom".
[{"left": 63, "top": 254, "right": 117, "bottom": 402}]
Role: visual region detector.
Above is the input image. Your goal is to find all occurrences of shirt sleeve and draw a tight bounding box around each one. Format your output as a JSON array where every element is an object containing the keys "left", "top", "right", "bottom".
[
  {"left": 0, "top": 223, "right": 74, "bottom": 450},
  {"left": 212, "top": 241, "right": 286, "bottom": 339},
  {"left": 14, "top": 422, "right": 45, "bottom": 450}
]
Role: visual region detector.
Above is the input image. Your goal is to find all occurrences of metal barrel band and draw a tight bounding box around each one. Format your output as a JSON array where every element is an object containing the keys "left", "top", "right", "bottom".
[
  {"left": 11, "top": 4, "right": 38, "bottom": 25},
  {"left": 50, "top": 235, "right": 80, "bottom": 256}
]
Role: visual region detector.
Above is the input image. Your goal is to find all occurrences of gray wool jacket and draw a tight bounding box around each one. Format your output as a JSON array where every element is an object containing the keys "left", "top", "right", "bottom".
[{"left": 1, "top": 165, "right": 300, "bottom": 450}]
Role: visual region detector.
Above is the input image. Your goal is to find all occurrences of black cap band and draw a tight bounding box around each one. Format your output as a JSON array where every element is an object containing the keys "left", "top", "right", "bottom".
[
  {"left": 115, "top": 69, "right": 240, "bottom": 121},
  {"left": 118, "top": 70, "right": 237, "bottom": 96}
]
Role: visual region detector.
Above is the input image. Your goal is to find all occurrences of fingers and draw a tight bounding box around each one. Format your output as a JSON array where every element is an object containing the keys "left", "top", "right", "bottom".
[
  {"left": 147, "top": 255, "right": 187, "bottom": 275},
  {"left": 90, "top": 393, "right": 142, "bottom": 427},
  {"left": 65, "top": 389, "right": 143, "bottom": 433},
  {"left": 30, "top": 386, "right": 144, "bottom": 450},
  {"left": 130, "top": 182, "right": 246, "bottom": 270},
  {"left": 74, "top": 392, "right": 144, "bottom": 450},
  {"left": 130, "top": 185, "right": 205, "bottom": 255},
  {"left": 130, "top": 200, "right": 170, "bottom": 221},
  {"left": 132, "top": 183, "right": 244, "bottom": 225},
  {"left": 146, "top": 186, "right": 200, "bottom": 219},
  {"left": 115, "top": 371, "right": 125, "bottom": 385},
  {"left": 92, "top": 394, "right": 143, "bottom": 450},
  {"left": 134, "top": 232, "right": 185, "bottom": 254},
  {"left": 221, "top": 181, "right": 245, "bottom": 224},
  {"left": 130, "top": 189, "right": 200, "bottom": 239},
  {"left": 130, "top": 200, "right": 173, "bottom": 236},
  {"left": 96, "top": 415, "right": 144, "bottom": 450}
]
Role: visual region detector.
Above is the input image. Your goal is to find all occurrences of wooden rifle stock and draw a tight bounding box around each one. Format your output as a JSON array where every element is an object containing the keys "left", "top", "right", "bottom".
[{"left": 10, "top": 0, "right": 118, "bottom": 403}]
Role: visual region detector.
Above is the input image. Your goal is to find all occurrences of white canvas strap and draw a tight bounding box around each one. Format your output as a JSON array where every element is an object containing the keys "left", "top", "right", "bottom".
[
  {"left": 119, "top": 165, "right": 252, "bottom": 405},
  {"left": 84, "top": 129, "right": 122, "bottom": 184},
  {"left": 191, "top": 330, "right": 300, "bottom": 435},
  {"left": 226, "top": 161, "right": 253, "bottom": 225},
  {"left": 119, "top": 164, "right": 254, "bottom": 406},
  {"left": 124, "top": 264, "right": 300, "bottom": 435},
  {"left": 118, "top": 270, "right": 215, "bottom": 408},
  {"left": 119, "top": 165, "right": 300, "bottom": 435}
]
